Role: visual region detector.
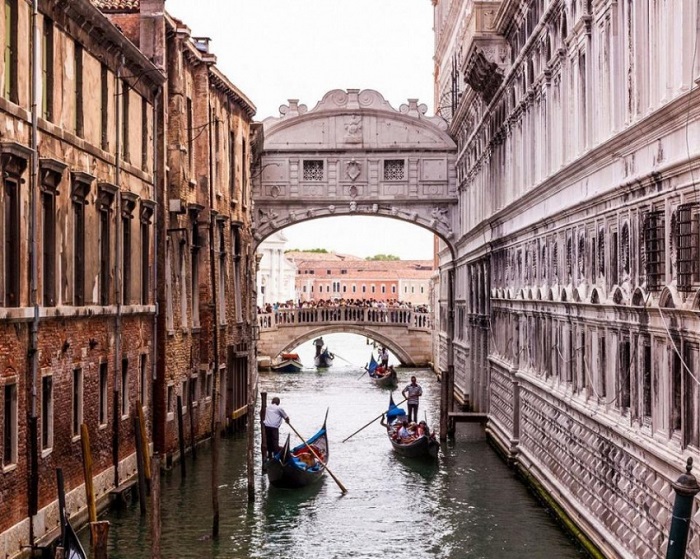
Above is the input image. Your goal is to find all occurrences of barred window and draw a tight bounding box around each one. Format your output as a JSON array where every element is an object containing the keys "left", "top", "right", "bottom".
[
  {"left": 303, "top": 160, "right": 324, "bottom": 181},
  {"left": 644, "top": 210, "right": 665, "bottom": 291},
  {"left": 383, "top": 159, "right": 405, "bottom": 181},
  {"left": 676, "top": 204, "right": 698, "bottom": 292}
]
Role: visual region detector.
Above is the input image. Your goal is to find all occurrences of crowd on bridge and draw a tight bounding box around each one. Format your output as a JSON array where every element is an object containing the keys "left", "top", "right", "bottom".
[
  {"left": 257, "top": 298, "right": 431, "bottom": 329},
  {"left": 258, "top": 298, "right": 430, "bottom": 315}
]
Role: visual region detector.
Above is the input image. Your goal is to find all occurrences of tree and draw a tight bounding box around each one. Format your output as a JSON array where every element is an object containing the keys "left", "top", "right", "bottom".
[
  {"left": 366, "top": 254, "right": 400, "bottom": 261},
  {"left": 285, "top": 248, "right": 328, "bottom": 254}
]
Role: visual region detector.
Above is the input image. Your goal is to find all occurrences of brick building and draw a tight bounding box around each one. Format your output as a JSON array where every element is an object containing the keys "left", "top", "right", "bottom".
[
  {"left": 0, "top": 0, "right": 257, "bottom": 556},
  {"left": 0, "top": 0, "right": 163, "bottom": 554},
  {"left": 288, "top": 251, "right": 433, "bottom": 307},
  {"left": 94, "top": 1, "right": 258, "bottom": 463}
]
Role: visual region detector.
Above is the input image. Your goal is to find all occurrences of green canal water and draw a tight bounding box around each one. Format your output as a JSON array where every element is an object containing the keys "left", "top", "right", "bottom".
[{"left": 80, "top": 333, "right": 588, "bottom": 558}]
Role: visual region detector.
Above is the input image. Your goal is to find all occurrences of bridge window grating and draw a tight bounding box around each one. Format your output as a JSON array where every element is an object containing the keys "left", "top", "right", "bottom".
[
  {"left": 303, "top": 160, "right": 324, "bottom": 181},
  {"left": 383, "top": 159, "right": 405, "bottom": 181}
]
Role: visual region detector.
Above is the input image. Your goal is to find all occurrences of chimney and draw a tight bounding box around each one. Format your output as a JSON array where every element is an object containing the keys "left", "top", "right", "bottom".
[{"left": 140, "top": 0, "right": 166, "bottom": 71}]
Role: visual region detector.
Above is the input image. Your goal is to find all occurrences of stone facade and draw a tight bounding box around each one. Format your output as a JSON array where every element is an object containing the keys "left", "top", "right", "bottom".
[
  {"left": 434, "top": 0, "right": 700, "bottom": 557},
  {"left": 0, "top": 0, "right": 163, "bottom": 555},
  {"left": 256, "top": 231, "right": 297, "bottom": 307}
]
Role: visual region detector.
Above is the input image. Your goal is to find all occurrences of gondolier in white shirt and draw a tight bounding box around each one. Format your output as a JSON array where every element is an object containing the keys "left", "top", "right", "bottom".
[
  {"left": 402, "top": 376, "right": 423, "bottom": 423},
  {"left": 264, "top": 397, "right": 289, "bottom": 459}
]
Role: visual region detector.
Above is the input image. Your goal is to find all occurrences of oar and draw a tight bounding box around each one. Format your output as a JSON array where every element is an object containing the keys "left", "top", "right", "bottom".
[
  {"left": 287, "top": 421, "right": 348, "bottom": 494},
  {"left": 357, "top": 366, "right": 369, "bottom": 380},
  {"left": 331, "top": 352, "right": 355, "bottom": 366},
  {"left": 342, "top": 397, "right": 408, "bottom": 443}
]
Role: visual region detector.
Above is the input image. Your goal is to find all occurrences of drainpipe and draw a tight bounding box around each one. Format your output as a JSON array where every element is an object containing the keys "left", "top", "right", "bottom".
[
  {"left": 207, "top": 95, "right": 221, "bottom": 537},
  {"left": 113, "top": 59, "right": 124, "bottom": 489},
  {"left": 28, "top": 0, "right": 40, "bottom": 541},
  {"left": 151, "top": 86, "right": 161, "bottom": 439}
]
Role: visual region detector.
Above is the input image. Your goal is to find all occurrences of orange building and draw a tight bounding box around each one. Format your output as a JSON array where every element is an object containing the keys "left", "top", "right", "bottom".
[{"left": 288, "top": 252, "right": 433, "bottom": 306}]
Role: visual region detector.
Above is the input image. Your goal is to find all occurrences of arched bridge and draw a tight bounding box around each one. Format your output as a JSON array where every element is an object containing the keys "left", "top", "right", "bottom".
[{"left": 256, "top": 306, "right": 432, "bottom": 366}]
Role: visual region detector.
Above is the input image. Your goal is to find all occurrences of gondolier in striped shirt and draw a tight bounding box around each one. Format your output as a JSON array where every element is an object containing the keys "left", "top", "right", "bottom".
[
  {"left": 264, "top": 397, "right": 289, "bottom": 459},
  {"left": 402, "top": 376, "right": 423, "bottom": 423}
]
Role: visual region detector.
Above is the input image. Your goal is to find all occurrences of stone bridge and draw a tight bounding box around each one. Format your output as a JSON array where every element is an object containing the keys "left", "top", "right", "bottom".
[{"left": 256, "top": 306, "right": 433, "bottom": 366}]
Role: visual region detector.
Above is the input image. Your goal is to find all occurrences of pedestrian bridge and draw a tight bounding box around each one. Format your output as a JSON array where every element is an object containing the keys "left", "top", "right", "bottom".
[{"left": 256, "top": 306, "right": 432, "bottom": 366}]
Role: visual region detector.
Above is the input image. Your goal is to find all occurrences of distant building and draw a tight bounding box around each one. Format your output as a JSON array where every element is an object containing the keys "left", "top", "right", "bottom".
[
  {"left": 256, "top": 231, "right": 297, "bottom": 307},
  {"left": 288, "top": 251, "right": 433, "bottom": 306}
]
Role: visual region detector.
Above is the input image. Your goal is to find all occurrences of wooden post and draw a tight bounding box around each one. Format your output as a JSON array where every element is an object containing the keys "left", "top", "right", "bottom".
[
  {"left": 90, "top": 521, "right": 110, "bottom": 559},
  {"left": 211, "top": 420, "right": 220, "bottom": 538},
  {"left": 188, "top": 377, "right": 197, "bottom": 459},
  {"left": 80, "top": 423, "right": 97, "bottom": 523},
  {"left": 132, "top": 415, "right": 147, "bottom": 515},
  {"left": 137, "top": 402, "right": 151, "bottom": 489},
  {"left": 150, "top": 454, "right": 161, "bottom": 559},
  {"left": 259, "top": 391, "right": 268, "bottom": 470},
  {"left": 176, "top": 395, "right": 186, "bottom": 478}
]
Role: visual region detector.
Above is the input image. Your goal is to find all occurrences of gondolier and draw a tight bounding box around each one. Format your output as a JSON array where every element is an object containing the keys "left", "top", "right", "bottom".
[
  {"left": 401, "top": 376, "right": 422, "bottom": 423},
  {"left": 264, "top": 397, "right": 289, "bottom": 460}
]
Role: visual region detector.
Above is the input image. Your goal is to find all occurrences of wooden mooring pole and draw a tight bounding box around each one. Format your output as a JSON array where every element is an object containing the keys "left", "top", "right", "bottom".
[
  {"left": 177, "top": 395, "right": 186, "bottom": 478},
  {"left": 150, "top": 454, "right": 161, "bottom": 559}
]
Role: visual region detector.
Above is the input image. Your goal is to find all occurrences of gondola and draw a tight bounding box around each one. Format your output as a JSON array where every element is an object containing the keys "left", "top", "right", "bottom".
[
  {"left": 266, "top": 414, "right": 329, "bottom": 488},
  {"left": 56, "top": 468, "right": 88, "bottom": 559},
  {"left": 63, "top": 517, "right": 88, "bottom": 559},
  {"left": 271, "top": 352, "right": 303, "bottom": 373},
  {"left": 314, "top": 348, "right": 334, "bottom": 368},
  {"left": 384, "top": 395, "right": 439, "bottom": 459},
  {"left": 366, "top": 355, "right": 397, "bottom": 388}
]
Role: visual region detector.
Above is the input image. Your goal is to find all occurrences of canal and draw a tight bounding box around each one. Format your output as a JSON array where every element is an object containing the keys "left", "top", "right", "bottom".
[{"left": 80, "top": 333, "right": 588, "bottom": 558}]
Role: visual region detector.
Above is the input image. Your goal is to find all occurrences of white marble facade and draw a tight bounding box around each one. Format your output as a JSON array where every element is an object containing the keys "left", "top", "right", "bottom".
[
  {"left": 434, "top": 0, "right": 700, "bottom": 558},
  {"left": 256, "top": 231, "right": 297, "bottom": 307}
]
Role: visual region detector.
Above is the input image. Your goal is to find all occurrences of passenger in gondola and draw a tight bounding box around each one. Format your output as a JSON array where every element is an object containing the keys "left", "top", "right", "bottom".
[{"left": 397, "top": 419, "right": 411, "bottom": 441}]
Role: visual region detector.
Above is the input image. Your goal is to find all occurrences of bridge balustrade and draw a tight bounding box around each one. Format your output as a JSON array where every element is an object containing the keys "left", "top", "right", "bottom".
[{"left": 257, "top": 305, "right": 431, "bottom": 332}]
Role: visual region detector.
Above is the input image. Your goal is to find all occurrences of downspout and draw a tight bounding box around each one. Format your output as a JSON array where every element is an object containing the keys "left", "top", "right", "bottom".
[
  {"left": 207, "top": 95, "right": 221, "bottom": 536},
  {"left": 151, "top": 86, "right": 161, "bottom": 439},
  {"left": 113, "top": 59, "right": 124, "bottom": 489},
  {"left": 28, "top": 0, "right": 40, "bottom": 542}
]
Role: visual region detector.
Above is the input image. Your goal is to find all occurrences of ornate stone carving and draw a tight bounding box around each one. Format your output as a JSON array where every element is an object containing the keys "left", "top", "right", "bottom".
[
  {"left": 344, "top": 116, "right": 362, "bottom": 143},
  {"left": 346, "top": 159, "right": 361, "bottom": 181},
  {"left": 349, "top": 201, "right": 357, "bottom": 212}
]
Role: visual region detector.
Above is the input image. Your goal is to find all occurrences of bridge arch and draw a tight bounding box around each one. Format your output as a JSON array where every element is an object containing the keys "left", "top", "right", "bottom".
[
  {"left": 252, "top": 89, "right": 458, "bottom": 256},
  {"left": 276, "top": 326, "right": 417, "bottom": 367},
  {"left": 256, "top": 306, "right": 433, "bottom": 367}
]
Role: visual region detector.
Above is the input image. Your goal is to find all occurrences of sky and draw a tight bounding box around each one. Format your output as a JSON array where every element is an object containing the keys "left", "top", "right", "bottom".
[{"left": 166, "top": 0, "right": 437, "bottom": 260}]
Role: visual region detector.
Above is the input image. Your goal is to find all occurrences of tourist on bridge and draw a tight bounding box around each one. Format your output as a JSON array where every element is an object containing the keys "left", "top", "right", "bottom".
[
  {"left": 402, "top": 376, "right": 423, "bottom": 423},
  {"left": 263, "top": 397, "right": 289, "bottom": 460}
]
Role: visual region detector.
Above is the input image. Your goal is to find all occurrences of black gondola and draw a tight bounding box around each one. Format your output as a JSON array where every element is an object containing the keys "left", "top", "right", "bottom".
[
  {"left": 366, "top": 355, "right": 398, "bottom": 388},
  {"left": 314, "top": 348, "right": 334, "bottom": 368},
  {"left": 266, "top": 415, "right": 329, "bottom": 488},
  {"left": 63, "top": 518, "right": 88, "bottom": 559},
  {"left": 384, "top": 395, "right": 439, "bottom": 459},
  {"left": 56, "top": 468, "right": 88, "bottom": 559}
]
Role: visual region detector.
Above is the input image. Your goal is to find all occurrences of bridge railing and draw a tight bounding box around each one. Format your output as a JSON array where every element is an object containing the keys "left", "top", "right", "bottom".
[{"left": 257, "top": 306, "right": 431, "bottom": 332}]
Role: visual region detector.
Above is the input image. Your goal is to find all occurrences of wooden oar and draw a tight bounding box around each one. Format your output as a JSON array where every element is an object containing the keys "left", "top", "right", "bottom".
[
  {"left": 357, "top": 366, "right": 369, "bottom": 380},
  {"left": 332, "top": 352, "right": 355, "bottom": 366},
  {"left": 287, "top": 421, "right": 348, "bottom": 494},
  {"left": 342, "top": 397, "right": 408, "bottom": 443}
]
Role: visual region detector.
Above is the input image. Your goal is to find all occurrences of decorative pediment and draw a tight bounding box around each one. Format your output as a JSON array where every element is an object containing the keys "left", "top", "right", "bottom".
[
  {"left": 39, "top": 158, "right": 67, "bottom": 193},
  {"left": 0, "top": 141, "right": 31, "bottom": 177}
]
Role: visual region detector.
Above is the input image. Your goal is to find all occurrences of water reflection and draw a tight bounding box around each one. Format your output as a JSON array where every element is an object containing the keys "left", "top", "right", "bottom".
[{"left": 81, "top": 333, "right": 587, "bottom": 559}]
